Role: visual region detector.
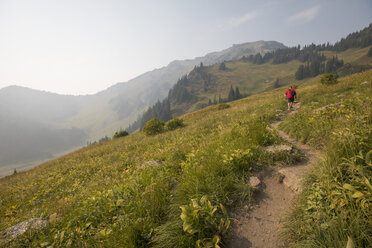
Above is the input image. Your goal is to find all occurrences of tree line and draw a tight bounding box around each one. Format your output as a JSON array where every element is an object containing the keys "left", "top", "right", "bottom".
[
  {"left": 242, "top": 23, "right": 372, "bottom": 66},
  {"left": 295, "top": 56, "right": 344, "bottom": 80},
  {"left": 242, "top": 23, "right": 372, "bottom": 79}
]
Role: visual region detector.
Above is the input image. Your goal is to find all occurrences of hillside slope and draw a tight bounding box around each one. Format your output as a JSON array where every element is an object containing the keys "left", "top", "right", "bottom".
[
  {"left": 1, "top": 70, "right": 371, "bottom": 247},
  {"left": 0, "top": 40, "right": 284, "bottom": 176}
]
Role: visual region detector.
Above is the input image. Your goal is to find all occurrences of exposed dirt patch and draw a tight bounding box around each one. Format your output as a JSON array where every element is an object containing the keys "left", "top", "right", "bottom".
[{"left": 228, "top": 102, "right": 320, "bottom": 248}]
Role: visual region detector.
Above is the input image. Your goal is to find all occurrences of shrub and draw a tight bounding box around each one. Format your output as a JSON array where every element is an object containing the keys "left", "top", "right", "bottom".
[
  {"left": 319, "top": 73, "right": 339, "bottom": 85},
  {"left": 143, "top": 118, "right": 165, "bottom": 136},
  {"left": 165, "top": 118, "right": 184, "bottom": 131},
  {"left": 113, "top": 130, "right": 129, "bottom": 139},
  {"left": 218, "top": 103, "right": 230, "bottom": 110}
]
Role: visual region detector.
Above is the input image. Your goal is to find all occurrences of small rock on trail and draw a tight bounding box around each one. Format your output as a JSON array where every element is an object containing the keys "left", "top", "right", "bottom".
[
  {"left": 228, "top": 169, "right": 295, "bottom": 248},
  {"left": 249, "top": 176, "right": 261, "bottom": 188}
]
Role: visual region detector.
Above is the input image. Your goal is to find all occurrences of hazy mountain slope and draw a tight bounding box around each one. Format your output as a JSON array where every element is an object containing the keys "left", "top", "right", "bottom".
[
  {"left": 0, "top": 40, "right": 285, "bottom": 175},
  {"left": 0, "top": 86, "right": 87, "bottom": 171},
  {"left": 0, "top": 86, "right": 80, "bottom": 125},
  {"left": 0, "top": 116, "right": 86, "bottom": 166}
]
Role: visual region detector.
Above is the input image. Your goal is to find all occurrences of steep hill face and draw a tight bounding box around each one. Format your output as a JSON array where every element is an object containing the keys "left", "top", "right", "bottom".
[{"left": 0, "top": 40, "right": 285, "bottom": 176}]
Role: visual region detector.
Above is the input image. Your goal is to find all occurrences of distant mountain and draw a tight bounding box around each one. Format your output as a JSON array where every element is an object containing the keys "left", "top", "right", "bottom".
[{"left": 0, "top": 40, "right": 285, "bottom": 176}]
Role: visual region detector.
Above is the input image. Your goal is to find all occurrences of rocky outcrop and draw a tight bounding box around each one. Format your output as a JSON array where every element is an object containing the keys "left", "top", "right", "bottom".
[
  {"left": 0, "top": 213, "right": 58, "bottom": 244},
  {"left": 0, "top": 217, "right": 48, "bottom": 242}
]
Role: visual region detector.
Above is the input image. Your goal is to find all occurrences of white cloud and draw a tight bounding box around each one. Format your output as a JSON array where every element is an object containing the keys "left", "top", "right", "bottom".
[
  {"left": 288, "top": 5, "right": 321, "bottom": 22},
  {"left": 229, "top": 11, "right": 261, "bottom": 27}
]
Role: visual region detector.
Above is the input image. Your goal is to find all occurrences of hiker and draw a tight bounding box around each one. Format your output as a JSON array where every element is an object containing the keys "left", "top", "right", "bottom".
[{"left": 285, "top": 86, "right": 296, "bottom": 110}]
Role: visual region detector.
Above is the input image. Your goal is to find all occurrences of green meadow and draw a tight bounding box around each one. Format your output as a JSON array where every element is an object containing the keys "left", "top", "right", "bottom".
[
  {"left": 0, "top": 70, "right": 371, "bottom": 247},
  {"left": 1, "top": 80, "right": 302, "bottom": 247}
]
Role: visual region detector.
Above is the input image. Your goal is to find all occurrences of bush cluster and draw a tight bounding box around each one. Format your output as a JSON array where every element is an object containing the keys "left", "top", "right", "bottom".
[
  {"left": 143, "top": 118, "right": 186, "bottom": 136},
  {"left": 142, "top": 118, "right": 165, "bottom": 136},
  {"left": 319, "top": 73, "right": 339, "bottom": 85},
  {"left": 165, "top": 118, "right": 184, "bottom": 131},
  {"left": 113, "top": 130, "right": 129, "bottom": 139}
]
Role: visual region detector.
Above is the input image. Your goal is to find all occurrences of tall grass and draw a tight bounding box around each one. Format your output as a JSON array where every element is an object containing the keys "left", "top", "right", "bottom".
[{"left": 281, "top": 70, "right": 372, "bottom": 247}]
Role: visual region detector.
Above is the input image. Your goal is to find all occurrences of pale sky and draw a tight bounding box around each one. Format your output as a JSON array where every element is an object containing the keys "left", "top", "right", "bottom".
[{"left": 0, "top": 0, "right": 371, "bottom": 95}]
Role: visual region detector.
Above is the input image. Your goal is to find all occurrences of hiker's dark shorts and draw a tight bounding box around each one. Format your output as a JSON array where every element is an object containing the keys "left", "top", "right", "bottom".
[{"left": 287, "top": 97, "right": 294, "bottom": 103}]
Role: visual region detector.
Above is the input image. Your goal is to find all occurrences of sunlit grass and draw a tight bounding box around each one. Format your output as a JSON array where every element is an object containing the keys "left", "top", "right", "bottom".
[{"left": 281, "top": 70, "right": 372, "bottom": 247}]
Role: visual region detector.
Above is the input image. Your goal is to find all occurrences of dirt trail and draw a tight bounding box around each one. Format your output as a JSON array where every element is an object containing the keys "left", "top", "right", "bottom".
[{"left": 228, "top": 102, "right": 320, "bottom": 248}]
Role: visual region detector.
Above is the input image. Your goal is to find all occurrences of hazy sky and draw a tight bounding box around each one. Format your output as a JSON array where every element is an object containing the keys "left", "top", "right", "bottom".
[{"left": 0, "top": 0, "right": 371, "bottom": 95}]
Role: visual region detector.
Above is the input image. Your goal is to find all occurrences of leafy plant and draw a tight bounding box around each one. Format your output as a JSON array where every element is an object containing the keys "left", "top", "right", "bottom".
[
  {"left": 222, "top": 149, "right": 255, "bottom": 173},
  {"left": 180, "top": 196, "right": 230, "bottom": 247}
]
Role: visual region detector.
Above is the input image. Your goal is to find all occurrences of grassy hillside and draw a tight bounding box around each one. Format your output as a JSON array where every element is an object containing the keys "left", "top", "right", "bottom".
[
  {"left": 0, "top": 80, "right": 302, "bottom": 247},
  {"left": 323, "top": 46, "right": 372, "bottom": 65},
  {"left": 1, "top": 70, "right": 371, "bottom": 247},
  {"left": 169, "top": 46, "right": 372, "bottom": 116}
]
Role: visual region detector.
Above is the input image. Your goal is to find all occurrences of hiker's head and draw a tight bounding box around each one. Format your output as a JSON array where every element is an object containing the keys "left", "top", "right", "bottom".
[{"left": 290, "top": 85, "right": 293, "bottom": 89}]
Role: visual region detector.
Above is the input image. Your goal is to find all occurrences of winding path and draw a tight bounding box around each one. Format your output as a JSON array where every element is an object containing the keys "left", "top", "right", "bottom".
[{"left": 228, "top": 103, "right": 320, "bottom": 248}]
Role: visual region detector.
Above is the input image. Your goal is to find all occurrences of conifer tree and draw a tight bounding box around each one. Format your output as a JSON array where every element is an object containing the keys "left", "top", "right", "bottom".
[
  {"left": 228, "top": 85, "right": 235, "bottom": 101},
  {"left": 295, "top": 65, "right": 305, "bottom": 80},
  {"left": 274, "top": 78, "right": 280, "bottom": 88},
  {"left": 213, "top": 95, "right": 217, "bottom": 104},
  {"left": 235, "top": 87, "right": 241, "bottom": 99}
]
